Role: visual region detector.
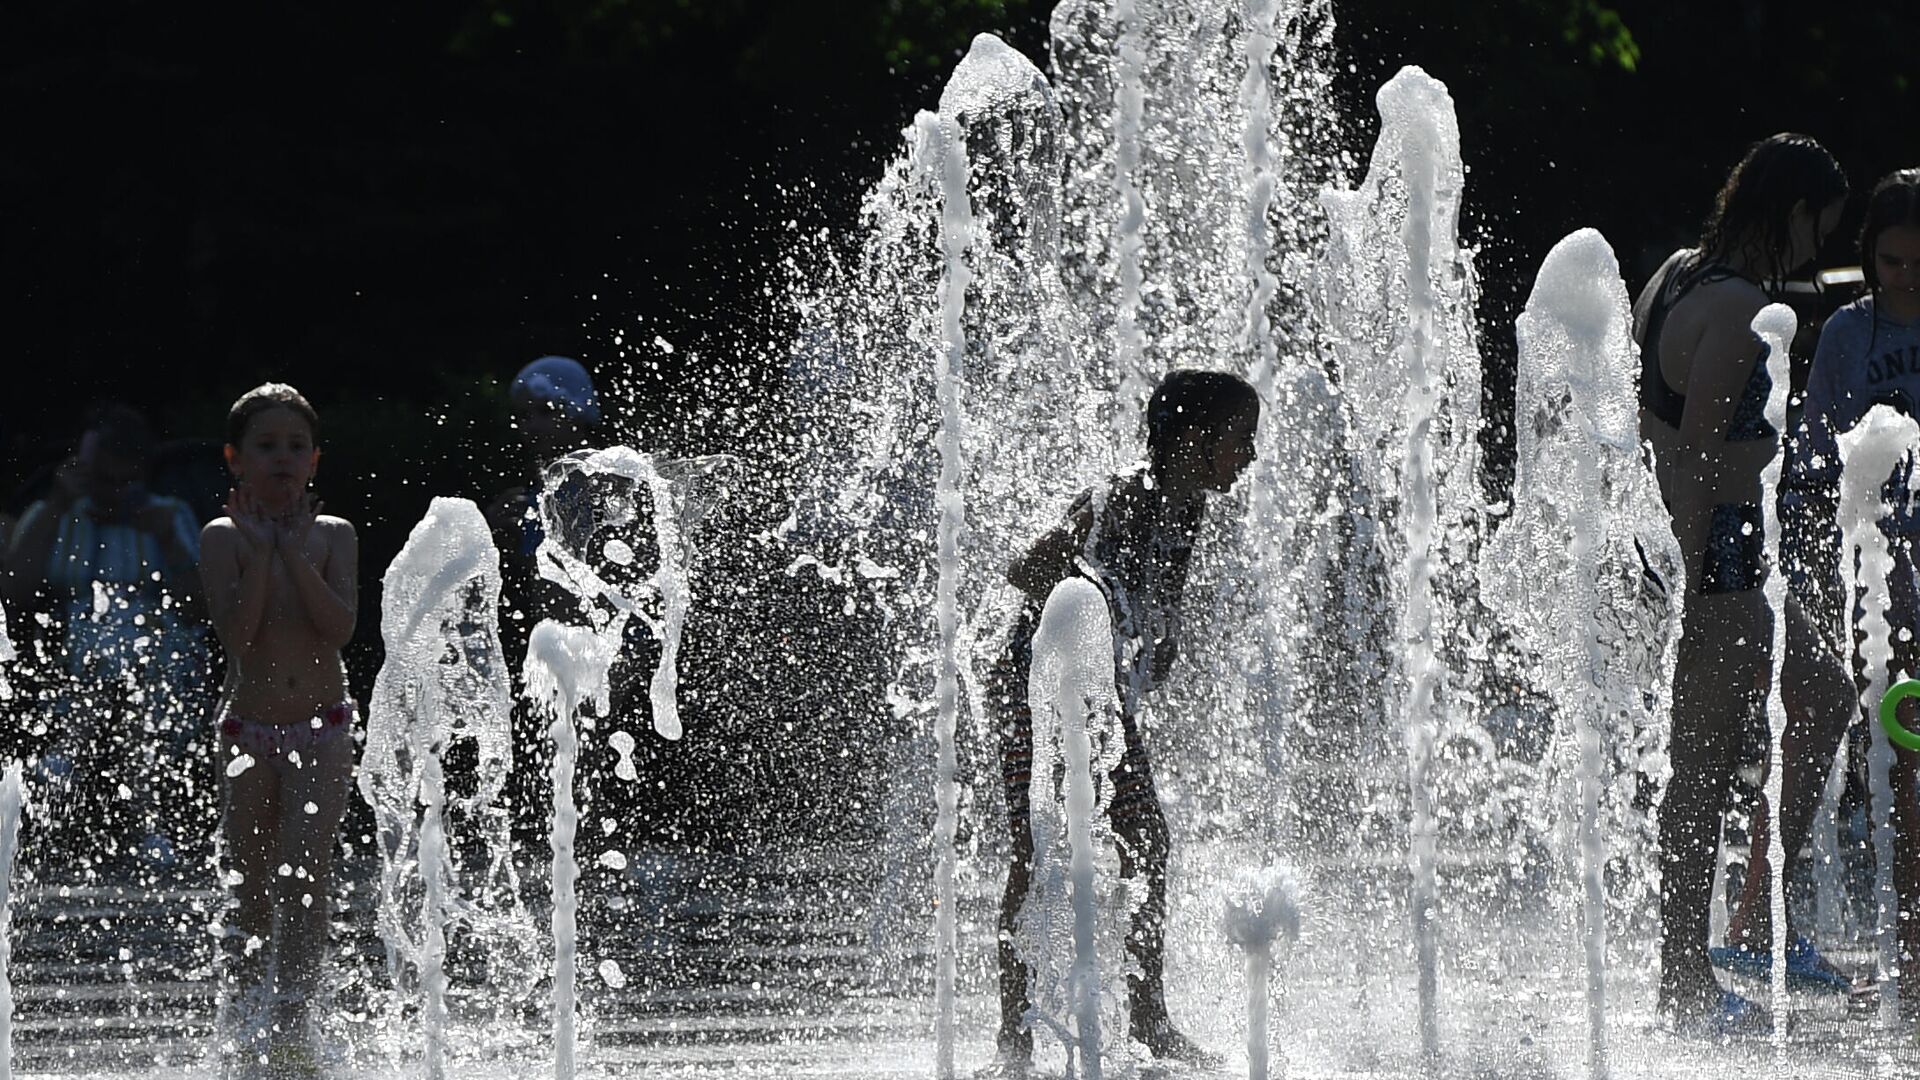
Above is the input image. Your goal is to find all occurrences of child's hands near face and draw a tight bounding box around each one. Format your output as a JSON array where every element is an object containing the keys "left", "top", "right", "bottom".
[
  {"left": 226, "top": 484, "right": 273, "bottom": 554},
  {"left": 273, "top": 493, "right": 323, "bottom": 560}
]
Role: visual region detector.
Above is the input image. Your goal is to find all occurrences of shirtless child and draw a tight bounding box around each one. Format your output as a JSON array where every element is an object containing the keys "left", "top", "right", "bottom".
[
  {"left": 993, "top": 369, "right": 1258, "bottom": 1067},
  {"left": 198, "top": 384, "right": 358, "bottom": 1071}
]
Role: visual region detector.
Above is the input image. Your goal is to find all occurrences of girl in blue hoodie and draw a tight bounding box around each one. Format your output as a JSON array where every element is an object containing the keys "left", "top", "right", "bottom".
[{"left": 1788, "top": 168, "right": 1920, "bottom": 975}]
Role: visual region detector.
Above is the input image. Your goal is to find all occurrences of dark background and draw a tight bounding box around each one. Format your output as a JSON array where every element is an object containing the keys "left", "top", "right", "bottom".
[
  {"left": 3, "top": 2, "right": 1914, "bottom": 820},
  {"left": 8, "top": 0, "right": 1915, "bottom": 577}
]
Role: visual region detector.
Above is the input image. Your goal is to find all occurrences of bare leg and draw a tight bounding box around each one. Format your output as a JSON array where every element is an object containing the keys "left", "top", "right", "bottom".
[
  {"left": 1726, "top": 594, "right": 1856, "bottom": 948},
  {"left": 1891, "top": 740, "right": 1920, "bottom": 978},
  {"left": 272, "top": 731, "right": 356, "bottom": 1033},
  {"left": 221, "top": 739, "right": 282, "bottom": 1000},
  {"left": 1659, "top": 589, "right": 1771, "bottom": 1013}
]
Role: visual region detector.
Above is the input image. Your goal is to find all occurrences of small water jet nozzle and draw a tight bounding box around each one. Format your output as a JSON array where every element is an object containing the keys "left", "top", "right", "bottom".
[{"left": 1222, "top": 865, "right": 1304, "bottom": 951}]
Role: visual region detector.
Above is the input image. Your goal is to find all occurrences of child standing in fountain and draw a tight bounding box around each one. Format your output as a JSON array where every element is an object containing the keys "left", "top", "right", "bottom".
[
  {"left": 991, "top": 369, "right": 1258, "bottom": 1068},
  {"left": 198, "top": 384, "right": 359, "bottom": 1071}
]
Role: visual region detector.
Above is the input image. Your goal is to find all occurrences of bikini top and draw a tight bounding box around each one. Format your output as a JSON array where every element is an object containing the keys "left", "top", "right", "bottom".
[{"left": 1638, "top": 252, "right": 1776, "bottom": 442}]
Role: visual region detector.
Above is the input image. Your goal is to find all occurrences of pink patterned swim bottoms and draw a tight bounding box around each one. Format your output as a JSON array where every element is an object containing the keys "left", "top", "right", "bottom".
[{"left": 219, "top": 702, "right": 354, "bottom": 765}]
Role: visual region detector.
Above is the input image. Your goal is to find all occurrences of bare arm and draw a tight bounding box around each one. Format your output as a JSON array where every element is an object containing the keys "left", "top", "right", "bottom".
[
  {"left": 278, "top": 514, "right": 357, "bottom": 651},
  {"left": 1007, "top": 499, "right": 1094, "bottom": 599},
  {"left": 200, "top": 519, "right": 272, "bottom": 659}
]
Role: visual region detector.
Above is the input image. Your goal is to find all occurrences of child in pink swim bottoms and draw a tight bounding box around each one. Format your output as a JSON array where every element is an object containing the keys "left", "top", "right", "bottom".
[
  {"left": 220, "top": 702, "right": 355, "bottom": 775},
  {"left": 198, "top": 384, "right": 359, "bottom": 1068}
]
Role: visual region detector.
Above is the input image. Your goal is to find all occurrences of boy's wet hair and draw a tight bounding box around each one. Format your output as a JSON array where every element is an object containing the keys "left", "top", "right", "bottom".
[
  {"left": 1861, "top": 169, "right": 1920, "bottom": 296},
  {"left": 83, "top": 402, "right": 154, "bottom": 461},
  {"left": 1699, "top": 133, "right": 1847, "bottom": 284},
  {"left": 1146, "top": 369, "right": 1258, "bottom": 461},
  {"left": 227, "top": 383, "right": 319, "bottom": 446}
]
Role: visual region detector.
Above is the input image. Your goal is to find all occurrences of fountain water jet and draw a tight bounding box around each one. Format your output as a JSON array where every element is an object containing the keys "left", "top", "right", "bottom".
[
  {"left": 521, "top": 446, "right": 704, "bottom": 1078},
  {"left": 1835, "top": 404, "right": 1920, "bottom": 1029},
  {"left": 0, "top": 763, "right": 24, "bottom": 1080},
  {"left": 1750, "top": 305, "right": 1796, "bottom": 1055},
  {"left": 1490, "top": 228, "right": 1685, "bottom": 1080},
  {"left": 1318, "top": 65, "right": 1482, "bottom": 1067},
  {"left": 1023, "top": 576, "right": 1125, "bottom": 1077},
  {"left": 1223, "top": 865, "right": 1303, "bottom": 1080},
  {"left": 362, "top": 496, "right": 530, "bottom": 1079}
]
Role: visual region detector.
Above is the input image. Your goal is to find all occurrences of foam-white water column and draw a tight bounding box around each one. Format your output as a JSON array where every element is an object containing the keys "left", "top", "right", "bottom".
[
  {"left": 0, "top": 763, "right": 23, "bottom": 1080},
  {"left": 522, "top": 446, "right": 696, "bottom": 1079},
  {"left": 1835, "top": 404, "right": 1920, "bottom": 1029},
  {"left": 524, "top": 621, "right": 615, "bottom": 1080},
  {"left": 0, "top": 603, "right": 13, "bottom": 700},
  {"left": 643, "top": 465, "right": 689, "bottom": 741},
  {"left": 1507, "top": 229, "right": 1649, "bottom": 1079},
  {"left": 1389, "top": 73, "right": 1446, "bottom": 1068},
  {"left": 1751, "top": 304, "right": 1796, "bottom": 1053},
  {"left": 363, "top": 497, "right": 520, "bottom": 1078},
  {"left": 1028, "top": 577, "right": 1120, "bottom": 1079},
  {"left": 1110, "top": 0, "right": 1148, "bottom": 441},
  {"left": 1317, "top": 65, "right": 1475, "bottom": 1068},
  {"left": 1240, "top": 0, "right": 1280, "bottom": 408},
  {"left": 930, "top": 97, "right": 974, "bottom": 1080},
  {"left": 1240, "top": 0, "right": 1286, "bottom": 805},
  {"left": 0, "top": 608, "right": 14, "bottom": 1079}
]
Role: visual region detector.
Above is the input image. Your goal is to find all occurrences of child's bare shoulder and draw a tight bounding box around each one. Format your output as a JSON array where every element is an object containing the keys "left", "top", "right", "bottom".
[
  {"left": 316, "top": 514, "right": 358, "bottom": 542},
  {"left": 201, "top": 516, "right": 239, "bottom": 542}
]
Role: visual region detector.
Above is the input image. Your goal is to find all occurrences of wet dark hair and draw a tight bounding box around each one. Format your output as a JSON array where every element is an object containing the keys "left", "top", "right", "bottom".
[
  {"left": 227, "top": 383, "right": 319, "bottom": 446},
  {"left": 84, "top": 403, "right": 153, "bottom": 461},
  {"left": 1146, "top": 369, "right": 1258, "bottom": 464},
  {"left": 1860, "top": 169, "right": 1920, "bottom": 298},
  {"left": 1698, "top": 133, "right": 1848, "bottom": 284}
]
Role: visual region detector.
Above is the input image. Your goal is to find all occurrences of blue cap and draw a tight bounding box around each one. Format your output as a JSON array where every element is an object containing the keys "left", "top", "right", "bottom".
[{"left": 510, "top": 356, "right": 601, "bottom": 424}]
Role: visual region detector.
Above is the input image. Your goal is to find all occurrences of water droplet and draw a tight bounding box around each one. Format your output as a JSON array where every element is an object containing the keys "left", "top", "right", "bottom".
[
  {"left": 598, "top": 959, "right": 627, "bottom": 988},
  {"left": 226, "top": 754, "right": 256, "bottom": 778}
]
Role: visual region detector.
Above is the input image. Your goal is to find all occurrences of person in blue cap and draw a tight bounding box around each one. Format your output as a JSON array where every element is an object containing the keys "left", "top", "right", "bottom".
[{"left": 486, "top": 355, "right": 603, "bottom": 570}]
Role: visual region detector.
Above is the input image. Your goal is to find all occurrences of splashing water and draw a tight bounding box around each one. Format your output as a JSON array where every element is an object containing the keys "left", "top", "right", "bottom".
[
  {"left": 1023, "top": 577, "right": 1126, "bottom": 1078},
  {"left": 363, "top": 497, "right": 533, "bottom": 1077},
  {"left": 0, "top": 763, "right": 24, "bottom": 1080},
  {"left": 930, "top": 64, "right": 976, "bottom": 1074},
  {"left": 19, "top": 3, "right": 1920, "bottom": 1077},
  {"left": 1750, "top": 304, "right": 1795, "bottom": 1056},
  {"left": 0, "top": 604, "right": 14, "bottom": 702},
  {"left": 1836, "top": 404, "right": 1920, "bottom": 1029},
  {"left": 1489, "top": 229, "right": 1684, "bottom": 1079},
  {"left": 1222, "top": 865, "right": 1303, "bottom": 1080},
  {"left": 1318, "top": 65, "right": 1481, "bottom": 1064}
]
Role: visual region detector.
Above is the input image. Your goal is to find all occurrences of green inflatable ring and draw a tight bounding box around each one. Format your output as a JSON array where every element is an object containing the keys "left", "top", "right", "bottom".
[{"left": 1880, "top": 680, "right": 1920, "bottom": 753}]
